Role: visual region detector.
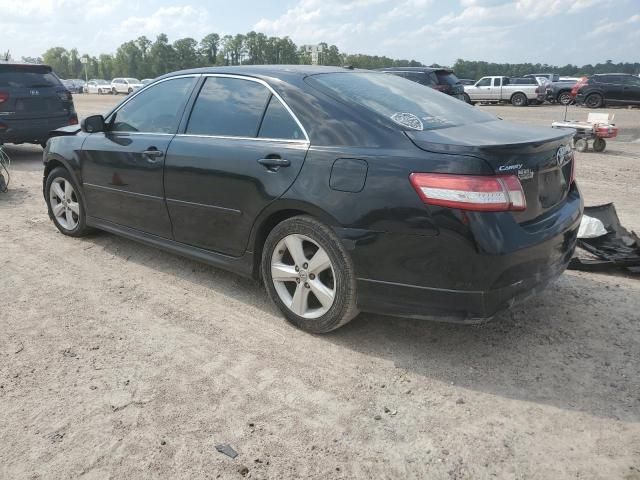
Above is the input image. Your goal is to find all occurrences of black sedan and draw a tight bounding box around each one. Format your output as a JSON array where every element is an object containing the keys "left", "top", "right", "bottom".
[{"left": 43, "top": 66, "right": 582, "bottom": 333}]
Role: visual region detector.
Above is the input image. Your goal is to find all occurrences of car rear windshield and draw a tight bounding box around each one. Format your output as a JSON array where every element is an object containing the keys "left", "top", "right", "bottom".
[
  {"left": 307, "top": 72, "right": 495, "bottom": 131},
  {"left": 0, "top": 65, "right": 61, "bottom": 88},
  {"left": 435, "top": 71, "right": 460, "bottom": 86}
]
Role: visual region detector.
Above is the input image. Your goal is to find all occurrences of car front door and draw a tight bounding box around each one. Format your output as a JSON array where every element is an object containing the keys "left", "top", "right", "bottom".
[
  {"left": 597, "top": 75, "right": 623, "bottom": 103},
  {"left": 80, "top": 75, "right": 197, "bottom": 237},
  {"left": 470, "top": 77, "right": 492, "bottom": 100},
  {"left": 163, "top": 75, "right": 309, "bottom": 257}
]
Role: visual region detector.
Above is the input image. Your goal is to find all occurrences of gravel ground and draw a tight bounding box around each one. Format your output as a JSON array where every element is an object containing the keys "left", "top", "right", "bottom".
[{"left": 1, "top": 95, "right": 639, "bottom": 480}]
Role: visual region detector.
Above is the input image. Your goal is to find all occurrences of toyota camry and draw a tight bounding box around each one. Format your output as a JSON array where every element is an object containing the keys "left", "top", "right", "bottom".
[{"left": 43, "top": 66, "right": 582, "bottom": 333}]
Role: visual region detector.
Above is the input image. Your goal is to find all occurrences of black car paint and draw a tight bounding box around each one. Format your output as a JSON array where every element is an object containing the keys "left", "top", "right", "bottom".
[
  {"left": 575, "top": 74, "right": 640, "bottom": 106},
  {"left": 44, "top": 66, "right": 582, "bottom": 322}
]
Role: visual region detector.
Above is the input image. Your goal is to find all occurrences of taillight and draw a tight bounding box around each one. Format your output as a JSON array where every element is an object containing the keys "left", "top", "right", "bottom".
[
  {"left": 57, "top": 90, "right": 72, "bottom": 101},
  {"left": 68, "top": 114, "right": 79, "bottom": 125},
  {"left": 409, "top": 173, "right": 526, "bottom": 212},
  {"left": 571, "top": 76, "right": 588, "bottom": 97},
  {"left": 0, "top": 121, "right": 7, "bottom": 131},
  {"left": 0, "top": 91, "right": 9, "bottom": 103}
]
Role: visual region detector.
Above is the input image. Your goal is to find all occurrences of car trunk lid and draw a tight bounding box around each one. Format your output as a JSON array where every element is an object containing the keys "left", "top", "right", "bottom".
[{"left": 406, "top": 120, "right": 575, "bottom": 223}]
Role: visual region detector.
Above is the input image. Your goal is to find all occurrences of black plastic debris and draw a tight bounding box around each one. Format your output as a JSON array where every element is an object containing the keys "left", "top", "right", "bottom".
[
  {"left": 215, "top": 443, "right": 239, "bottom": 459},
  {"left": 569, "top": 203, "right": 640, "bottom": 274}
]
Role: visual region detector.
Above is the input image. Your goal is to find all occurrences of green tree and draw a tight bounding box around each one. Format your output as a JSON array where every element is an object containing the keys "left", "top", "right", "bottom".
[
  {"left": 200, "top": 33, "right": 220, "bottom": 65},
  {"left": 149, "top": 34, "right": 177, "bottom": 77},
  {"left": 42, "top": 47, "right": 70, "bottom": 78},
  {"left": 173, "top": 38, "right": 200, "bottom": 70}
]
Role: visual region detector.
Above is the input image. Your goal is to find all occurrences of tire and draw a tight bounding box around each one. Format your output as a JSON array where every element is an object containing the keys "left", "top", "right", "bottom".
[
  {"left": 558, "top": 91, "right": 573, "bottom": 106},
  {"left": 511, "top": 92, "right": 527, "bottom": 107},
  {"left": 463, "top": 93, "right": 472, "bottom": 104},
  {"left": 111, "top": 87, "right": 117, "bottom": 95},
  {"left": 261, "top": 215, "right": 359, "bottom": 333},
  {"left": 128, "top": 88, "right": 133, "bottom": 94},
  {"left": 45, "top": 167, "right": 91, "bottom": 237},
  {"left": 592, "top": 137, "right": 606, "bottom": 152},
  {"left": 574, "top": 138, "right": 588, "bottom": 152},
  {"left": 585, "top": 93, "right": 603, "bottom": 108}
]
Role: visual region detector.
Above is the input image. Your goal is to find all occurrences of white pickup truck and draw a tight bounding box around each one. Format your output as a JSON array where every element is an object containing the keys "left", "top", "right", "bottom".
[{"left": 463, "top": 76, "right": 547, "bottom": 106}]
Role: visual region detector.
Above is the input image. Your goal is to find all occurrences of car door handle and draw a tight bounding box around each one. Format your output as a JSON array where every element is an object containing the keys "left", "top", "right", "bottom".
[
  {"left": 258, "top": 157, "right": 290, "bottom": 171},
  {"left": 143, "top": 148, "right": 164, "bottom": 162}
]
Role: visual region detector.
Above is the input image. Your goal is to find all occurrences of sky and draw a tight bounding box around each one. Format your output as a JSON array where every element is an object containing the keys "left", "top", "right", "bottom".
[{"left": 1, "top": 0, "right": 638, "bottom": 66}]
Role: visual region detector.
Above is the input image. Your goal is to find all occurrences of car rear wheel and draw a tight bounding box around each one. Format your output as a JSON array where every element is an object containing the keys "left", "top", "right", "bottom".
[
  {"left": 262, "top": 215, "right": 359, "bottom": 333},
  {"left": 45, "top": 167, "right": 91, "bottom": 237},
  {"left": 463, "top": 93, "right": 472, "bottom": 104},
  {"left": 558, "top": 91, "right": 572, "bottom": 105},
  {"left": 511, "top": 93, "right": 527, "bottom": 107},
  {"left": 128, "top": 88, "right": 133, "bottom": 94},
  {"left": 585, "top": 93, "right": 603, "bottom": 108}
]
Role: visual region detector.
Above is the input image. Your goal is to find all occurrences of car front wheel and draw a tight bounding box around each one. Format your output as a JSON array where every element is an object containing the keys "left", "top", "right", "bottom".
[
  {"left": 262, "top": 215, "right": 359, "bottom": 333},
  {"left": 45, "top": 167, "right": 91, "bottom": 237}
]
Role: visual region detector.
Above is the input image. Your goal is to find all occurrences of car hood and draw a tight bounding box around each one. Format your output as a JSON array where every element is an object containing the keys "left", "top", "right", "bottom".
[
  {"left": 49, "top": 125, "right": 82, "bottom": 137},
  {"left": 405, "top": 119, "right": 573, "bottom": 163}
]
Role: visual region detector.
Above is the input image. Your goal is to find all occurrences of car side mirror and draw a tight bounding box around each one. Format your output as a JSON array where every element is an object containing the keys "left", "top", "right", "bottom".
[{"left": 81, "top": 114, "right": 106, "bottom": 133}]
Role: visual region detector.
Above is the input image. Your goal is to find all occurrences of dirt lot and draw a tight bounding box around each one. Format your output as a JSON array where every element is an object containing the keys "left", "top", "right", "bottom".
[{"left": 1, "top": 95, "right": 639, "bottom": 480}]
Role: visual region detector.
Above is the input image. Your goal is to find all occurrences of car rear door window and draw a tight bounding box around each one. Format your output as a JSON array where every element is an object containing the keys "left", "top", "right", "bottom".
[
  {"left": 0, "top": 65, "right": 61, "bottom": 88},
  {"left": 111, "top": 77, "right": 195, "bottom": 134},
  {"left": 186, "top": 77, "right": 271, "bottom": 137},
  {"left": 258, "top": 95, "right": 304, "bottom": 140},
  {"left": 493, "top": 78, "right": 501, "bottom": 87}
]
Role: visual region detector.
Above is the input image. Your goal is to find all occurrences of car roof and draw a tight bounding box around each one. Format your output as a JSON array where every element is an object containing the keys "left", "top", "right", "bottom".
[
  {"left": 158, "top": 65, "right": 368, "bottom": 83},
  {"left": 593, "top": 73, "right": 633, "bottom": 76},
  {"left": 376, "top": 67, "right": 453, "bottom": 73}
]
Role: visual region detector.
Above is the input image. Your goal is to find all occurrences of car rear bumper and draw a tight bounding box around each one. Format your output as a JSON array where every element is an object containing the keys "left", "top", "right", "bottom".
[
  {"left": 0, "top": 115, "right": 73, "bottom": 144},
  {"left": 340, "top": 186, "right": 583, "bottom": 322}
]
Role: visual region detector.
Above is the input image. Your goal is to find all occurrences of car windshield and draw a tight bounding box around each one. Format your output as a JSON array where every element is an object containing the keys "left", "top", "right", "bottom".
[
  {"left": 307, "top": 72, "right": 495, "bottom": 131},
  {"left": 0, "top": 65, "right": 61, "bottom": 88},
  {"left": 97, "top": 80, "right": 109, "bottom": 85},
  {"left": 435, "top": 71, "right": 460, "bottom": 86},
  {"left": 126, "top": 78, "right": 140, "bottom": 83}
]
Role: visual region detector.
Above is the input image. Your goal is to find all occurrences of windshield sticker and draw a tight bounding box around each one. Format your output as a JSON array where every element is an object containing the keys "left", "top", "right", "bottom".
[{"left": 391, "top": 112, "right": 423, "bottom": 131}]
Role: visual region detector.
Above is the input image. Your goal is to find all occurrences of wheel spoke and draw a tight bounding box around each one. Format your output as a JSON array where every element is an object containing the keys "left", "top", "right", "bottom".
[
  {"left": 307, "top": 248, "right": 331, "bottom": 275},
  {"left": 309, "top": 279, "right": 335, "bottom": 309},
  {"left": 52, "top": 202, "right": 65, "bottom": 217},
  {"left": 52, "top": 183, "right": 65, "bottom": 201},
  {"left": 284, "top": 235, "right": 307, "bottom": 267},
  {"left": 290, "top": 283, "right": 309, "bottom": 316},
  {"left": 64, "top": 180, "right": 73, "bottom": 201},
  {"left": 271, "top": 262, "right": 299, "bottom": 282},
  {"left": 68, "top": 201, "right": 80, "bottom": 215},
  {"left": 65, "top": 209, "right": 75, "bottom": 228}
]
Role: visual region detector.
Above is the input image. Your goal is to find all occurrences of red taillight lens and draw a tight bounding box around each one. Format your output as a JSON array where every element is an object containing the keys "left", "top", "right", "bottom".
[
  {"left": 0, "top": 91, "right": 9, "bottom": 103},
  {"left": 68, "top": 114, "right": 78, "bottom": 125},
  {"left": 409, "top": 173, "right": 526, "bottom": 212},
  {"left": 0, "top": 121, "right": 7, "bottom": 131}
]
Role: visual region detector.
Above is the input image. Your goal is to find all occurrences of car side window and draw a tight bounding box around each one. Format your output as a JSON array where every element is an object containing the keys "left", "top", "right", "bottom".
[
  {"left": 258, "top": 95, "right": 304, "bottom": 140},
  {"left": 186, "top": 77, "right": 271, "bottom": 137},
  {"left": 623, "top": 76, "right": 640, "bottom": 86},
  {"left": 493, "top": 78, "right": 500, "bottom": 87},
  {"left": 110, "top": 77, "right": 195, "bottom": 134},
  {"left": 476, "top": 78, "right": 491, "bottom": 87}
]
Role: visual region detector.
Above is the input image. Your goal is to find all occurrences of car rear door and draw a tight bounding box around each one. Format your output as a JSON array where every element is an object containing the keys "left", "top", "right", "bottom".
[
  {"left": 597, "top": 75, "right": 624, "bottom": 103},
  {"left": 163, "top": 75, "right": 309, "bottom": 257},
  {"left": 80, "top": 75, "right": 197, "bottom": 238},
  {"left": 621, "top": 75, "right": 640, "bottom": 104}
]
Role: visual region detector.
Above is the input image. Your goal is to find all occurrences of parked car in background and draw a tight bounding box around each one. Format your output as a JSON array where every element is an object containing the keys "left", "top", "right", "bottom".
[
  {"left": 524, "top": 73, "right": 560, "bottom": 83},
  {"left": 546, "top": 78, "right": 578, "bottom": 105},
  {"left": 111, "top": 77, "right": 143, "bottom": 94},
  {"left": 0, "top": 62, "right": 77, "bottom": 147},
  {"left": 141, "top": 78, "right": 153, "bottom": 85},
  {"left": 85, "top": 79, "right": 112, "bottom": 94},
  {"left": 377, "top": 67, "right": 465, "bottom": 100},
  {"left": 574, "top": 73, "right": 640, "bottom": 108},
  {"left": 43, "top": 66, "right": 581, "bottom": 333},
  {"left": 61, "top": 79, "right": 83, "bottom": 94},
  {"left": 463, "top": 76, "right": 546, "bottom": 106},
  {"left": 68, "top": 79, "right": 86, "bottom": 93}
]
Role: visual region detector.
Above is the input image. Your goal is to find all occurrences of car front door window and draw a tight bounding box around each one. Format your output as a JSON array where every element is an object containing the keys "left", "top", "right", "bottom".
[{"left": 110, "top": 77, "right": 195, "bottom": 134}]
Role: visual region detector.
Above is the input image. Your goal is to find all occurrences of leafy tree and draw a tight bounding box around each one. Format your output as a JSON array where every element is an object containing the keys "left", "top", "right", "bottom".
[
  {"left": 173, "top": 38, "right": 200, "bottom": 70},
  {"left": 149, "top": 34, "right": 177, "bottom": 77},
  {"left": 200, "top": 33, "right": 220, "bottom": 65}
]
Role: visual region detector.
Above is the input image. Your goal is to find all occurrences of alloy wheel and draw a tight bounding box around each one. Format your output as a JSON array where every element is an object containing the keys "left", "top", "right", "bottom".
[
  {"left": 270, "top": 234, "right": 336, "bottom": 319},
  {"left": 49, "top": 177, "right": 80, "bottom": 231}
]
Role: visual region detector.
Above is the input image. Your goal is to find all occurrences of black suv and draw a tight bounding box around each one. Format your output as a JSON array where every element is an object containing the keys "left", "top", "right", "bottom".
[
  {"left": 575, "top": 73, "right": 640, "bottom": 108},
  {"left": 377, "top": 67, "right": 465, "bottom": 100},
  {"left": 0, "top": 63, "right": 78, "bottom": 147}
]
